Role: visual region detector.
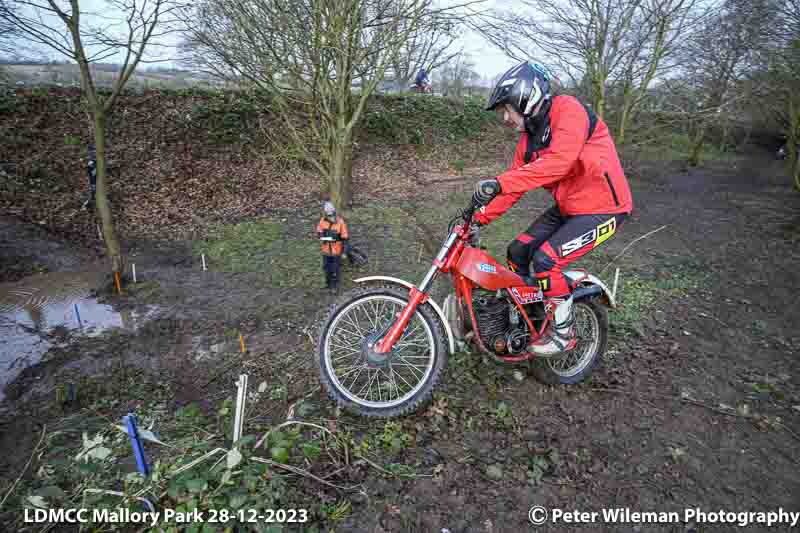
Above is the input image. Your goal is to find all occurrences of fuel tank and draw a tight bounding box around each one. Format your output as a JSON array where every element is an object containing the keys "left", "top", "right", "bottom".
[{"left": 455, "top": 247, "right": 527, "bottom": 291}]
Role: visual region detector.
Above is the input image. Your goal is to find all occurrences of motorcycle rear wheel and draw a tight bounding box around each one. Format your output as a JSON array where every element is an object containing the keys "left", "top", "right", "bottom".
[{"left": 530, "top": 298, "right": 608, "bottom": 385}]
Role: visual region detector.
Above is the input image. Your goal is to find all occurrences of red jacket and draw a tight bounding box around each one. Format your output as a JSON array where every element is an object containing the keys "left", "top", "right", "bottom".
[{"left": 475, "top": 95, "right": 632, "bottom": 225}]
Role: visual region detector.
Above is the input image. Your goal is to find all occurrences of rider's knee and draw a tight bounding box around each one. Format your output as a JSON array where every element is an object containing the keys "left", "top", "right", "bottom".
[
  {"left": 507, "top": 240, "right": 528, "bottom": 262},
  {"left": 532, "top": 249, "right": 556, "bottom": 273}
]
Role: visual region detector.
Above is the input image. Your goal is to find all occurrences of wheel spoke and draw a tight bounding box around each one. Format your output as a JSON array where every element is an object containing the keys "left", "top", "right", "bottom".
[
  {"left": 389, "top": 363, "right": 416, "bottom": 393},
  {"left": 346, "top": 365, "right": 367, "bottom": 391},
  {"left": 396, "top": 355, "right": 425, "bottom": 380},
  {"left": 337, "top": 364, "right": 365, "bottom": 381}
]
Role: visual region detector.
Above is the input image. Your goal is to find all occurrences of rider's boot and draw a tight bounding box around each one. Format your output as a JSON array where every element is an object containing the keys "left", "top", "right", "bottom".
[{"left": 528, "top": 295, "right": 577, "bottom": 357}]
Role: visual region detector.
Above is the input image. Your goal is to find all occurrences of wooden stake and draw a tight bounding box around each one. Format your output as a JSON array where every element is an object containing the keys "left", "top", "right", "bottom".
[
  {"left": 239, "top": 333, "right": 246, "bottom": 353},
  {"left": 114, "top": 271, "right": 123, "bottom": 295}
]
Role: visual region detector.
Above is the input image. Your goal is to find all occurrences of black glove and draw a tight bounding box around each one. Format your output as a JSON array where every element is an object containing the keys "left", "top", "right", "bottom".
[
  {"left": 473, "top": 179, "right": 501, "bottom": 206},
  {"left": 467, "top": 224, "right": 480, "bottom": 245},
  {"left": 321, "top": 229, "right": 340, "bottom": 240}
]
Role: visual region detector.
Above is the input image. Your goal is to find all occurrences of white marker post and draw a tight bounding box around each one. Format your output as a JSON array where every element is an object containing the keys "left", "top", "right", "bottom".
[
  {"left": 201, "top": 254, "right": 207, "bottom": 271},
  {"left": 132, "top": 263, "right": 137, "bottom": 283},
  {"left": 612, "top": 267, "right": 620, "bottom": 302},
  {"left": 232, "top": 375, "right": 248, "bottom": 444}
]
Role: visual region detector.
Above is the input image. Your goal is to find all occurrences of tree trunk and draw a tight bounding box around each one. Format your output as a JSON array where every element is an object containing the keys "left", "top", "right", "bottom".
[
  {"left": 328, "top": 129, "right": 353, "bottom": 208},
  {"left": 688, "top": 124, "right": 705, "bottom": 167},
  {"left": 789, "top": 96, "right": 800, "bottom": 191},
  {"left": 92, "top": 111, "right": 125, "bottom": 274},
  {"left": 719, "top": 121, "right": 730, "bottom": 153},
  {"left": 592, "top": 74, "right": 606, "bottom": 119},
  {"left": 617, "top": 104, "right": 630, "bottom": 145}
]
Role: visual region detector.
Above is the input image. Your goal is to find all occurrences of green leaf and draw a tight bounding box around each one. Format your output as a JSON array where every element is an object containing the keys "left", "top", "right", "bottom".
[
  {"left": 301, "top": 442, "right": 321, "bottom": 460},
  {"left": 227, "top": 448, "right": 243, "bottom": 469},
  {"left": 228, "top": 492, "right": 248, "bottom": 509},
  {"left": 237, "top": 435, "right": 257, "bottom": 447},
  {"left": 185, "top": 479, "right": 208, "bottom": 493},
  {"left": 270, "top": 447, "right": 289, "bottom": 464},
  {"left": 167, "top": 483, "right": 182, "bottom": 500},
  {"left": 27, "top": 495, "right": 48, "bottom": 509},
  {"left": 37, "top": 486, "right": 66, "bottom": 501}
]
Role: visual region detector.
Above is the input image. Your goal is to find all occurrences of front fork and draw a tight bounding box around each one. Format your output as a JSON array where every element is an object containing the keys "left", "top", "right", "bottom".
[{"left": 373, "top": 232, "right": 459, "bottom": 354}]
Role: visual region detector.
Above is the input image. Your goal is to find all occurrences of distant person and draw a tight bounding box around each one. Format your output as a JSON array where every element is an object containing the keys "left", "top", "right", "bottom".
[
  {"left": 81, "top": 144, "right": 97, "bottom": 211},
  {"left": 414, "top": 68, "right": 431, "bottom": 93},
  {"left": 316, "top": 201, "right": 349, "bottom": 294}
]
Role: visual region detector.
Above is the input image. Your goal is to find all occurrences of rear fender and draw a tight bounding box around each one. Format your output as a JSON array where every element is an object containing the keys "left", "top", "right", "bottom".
[
  {"left": 353, "top": 276, "right": 456, "bottom": 354},
  {"left": 565, "top": 270, "right": 616, "bottom": 308}
]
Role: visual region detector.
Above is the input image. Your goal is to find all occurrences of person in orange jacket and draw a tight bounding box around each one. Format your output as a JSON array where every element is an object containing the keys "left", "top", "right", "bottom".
[
  {"left": 474, "top": 61, "right": 633, "bottom": 356},
  {"left": 317, "top": 201, "right": 349, "bottom": 293}
]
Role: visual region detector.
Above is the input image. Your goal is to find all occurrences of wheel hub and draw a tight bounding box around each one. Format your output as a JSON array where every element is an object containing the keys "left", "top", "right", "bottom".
[{"left": 363, "top": 331, "right": 391, "bottom": 368}]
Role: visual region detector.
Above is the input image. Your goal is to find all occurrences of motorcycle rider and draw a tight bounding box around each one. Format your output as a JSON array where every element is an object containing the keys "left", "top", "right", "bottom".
[
  {"left": 474, "top": 61, "right": 633, "bottom": 356},
  {"left": 414, "top": 68, "right": 431, "bottom": 93}
]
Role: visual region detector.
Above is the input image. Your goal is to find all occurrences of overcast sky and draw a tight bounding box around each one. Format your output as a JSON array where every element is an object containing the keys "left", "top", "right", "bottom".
[{"left": 8, "top": 0, "right": 521, "bottom": 81}]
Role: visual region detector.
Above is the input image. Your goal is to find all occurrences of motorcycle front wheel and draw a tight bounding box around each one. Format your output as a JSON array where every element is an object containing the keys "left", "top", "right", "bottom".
[{"left": 318, "top": 285, "right": 448, "bottom": 417}]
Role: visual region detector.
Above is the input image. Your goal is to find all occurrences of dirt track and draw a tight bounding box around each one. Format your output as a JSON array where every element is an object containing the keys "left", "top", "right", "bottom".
[{"left": 1, "top": 148, "right": 799, "bottom": 531}]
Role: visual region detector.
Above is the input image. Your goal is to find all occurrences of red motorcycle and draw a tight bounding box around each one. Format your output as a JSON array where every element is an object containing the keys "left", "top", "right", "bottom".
[
  {"left": 318, "top": 193, "right": 617, "bottom": 417},
  {"left": 410, "top": 83, "right": 433, "bottom": 94}
]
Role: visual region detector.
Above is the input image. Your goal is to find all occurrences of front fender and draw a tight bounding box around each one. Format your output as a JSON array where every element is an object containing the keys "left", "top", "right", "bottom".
[{"left": 353, "top": 276, "right": 456, "bottom": 354}]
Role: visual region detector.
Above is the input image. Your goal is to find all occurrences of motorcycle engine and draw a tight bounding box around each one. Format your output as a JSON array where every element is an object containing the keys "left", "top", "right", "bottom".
[{"left": 472, "top": 290, "right": 529, "bottom": 355}]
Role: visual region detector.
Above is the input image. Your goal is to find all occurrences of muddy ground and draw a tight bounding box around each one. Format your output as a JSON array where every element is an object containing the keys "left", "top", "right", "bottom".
[{"left": 1, "top": 147, "right": 799, "bottom": 532}]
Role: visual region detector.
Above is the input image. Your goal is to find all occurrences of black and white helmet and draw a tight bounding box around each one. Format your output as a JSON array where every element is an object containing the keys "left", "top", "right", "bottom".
[{"left": 486, "top": 62, "right": 551, "bottom": 117}]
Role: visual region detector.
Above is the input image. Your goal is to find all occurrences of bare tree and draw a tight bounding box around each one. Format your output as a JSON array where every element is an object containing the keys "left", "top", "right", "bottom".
[
  {"left": 388, "top": 15, "right": 461, "bottom": 91},
  {"left": 1, "top": 0, "right": 183, "bottom": 275},
  {"left": 610, "top": 0, "right": 699, "bottom": 145},
  {"left": 0, "top": 1, "right": 20, "bottom": 59},
  {"left": 184, "top": 0, "right": 478, "bottom": 207},
  {"left": 756, "top": 0, "right": 800, "bottom": 188},
  {"left": 438, "top": 51, "right": 481, "bottom": 97},
  {"left": 478, "top": 0, "right": 647, "bottom": 119},
  {"left": 677, "top": 0, "right": 774, "bottom": 165}
]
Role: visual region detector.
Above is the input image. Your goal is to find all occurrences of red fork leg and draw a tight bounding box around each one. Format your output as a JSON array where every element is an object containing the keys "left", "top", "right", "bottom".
[{"left": 374, "top": 288, "right": 428, "bottom": 354}]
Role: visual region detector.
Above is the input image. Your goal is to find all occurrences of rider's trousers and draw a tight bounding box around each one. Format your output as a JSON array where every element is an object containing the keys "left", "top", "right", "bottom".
[{"left": 506, "top": 206, "right": 628, "bottom": 298}]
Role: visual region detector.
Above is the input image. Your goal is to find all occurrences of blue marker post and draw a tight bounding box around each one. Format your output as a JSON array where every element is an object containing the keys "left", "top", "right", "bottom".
[
  {"left": 123, "top": 414, "right": 150, "bottom": 477},
  {"left": 74, "top": 303, "right": 83, "bottom": 327}
]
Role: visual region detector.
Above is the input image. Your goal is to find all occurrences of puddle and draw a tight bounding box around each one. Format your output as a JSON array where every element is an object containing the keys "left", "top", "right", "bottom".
[{"left": 0, "top": 271, "right": 158, "bottom": 401}]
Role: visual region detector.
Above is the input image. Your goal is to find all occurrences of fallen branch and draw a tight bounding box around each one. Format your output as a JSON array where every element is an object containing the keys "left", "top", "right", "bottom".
[
  {"left": 195, "top": 353, "right": 246, "bottom": 388},
  {"left": 599, "top": 225, "right": 669, "bottom": 275},
  {"left": 354, "top": 455, "right": 433, "bottom": 479},
  {"left": 0, "top": 425, "right": 47, "bottom": 513},
  {"left": 251, "top": 457, "right": 361, "bottom": 491},
  {"left": 254, "top": 420, "right": 332, "bottom": 450}
]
